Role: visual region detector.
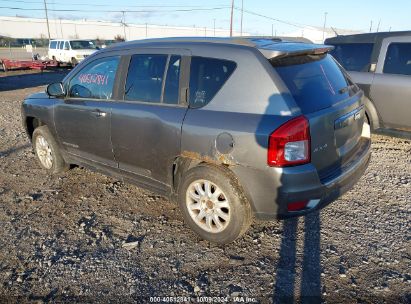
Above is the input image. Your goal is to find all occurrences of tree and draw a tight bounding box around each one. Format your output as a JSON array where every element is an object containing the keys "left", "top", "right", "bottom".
[{"left": 114, "top": 34, "right": 125, "bottom": 42}]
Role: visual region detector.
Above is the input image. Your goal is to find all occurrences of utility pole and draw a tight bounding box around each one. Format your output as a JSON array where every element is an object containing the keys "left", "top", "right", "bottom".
[
  {"left": 271, "top": 24, "right": 274, "bottom": 37},
  {"left": 229, "top": 0, "right": 234, "bottom": 37},
  {"left": 59, "top": 17, "right": 63, "bottom": 38},
  {"left": 322, "top": 12, "right": 328, "bottom": 42},
  {"left": 213, "top": 19, "right": 216, "bottom": 36},
  {"left": 43, "top": 0, "right": 51, "bottom": 41},
  {"left": 122, "top": 11, "right": 126, "bottom": 40},
  {"left": 145, "top": 23, "right": 148, "bottom": 38},
  {"left": 369, "top": 20, "right": 373, "bottom": 32},
  {"left": 240, "top": 0, "right": 244, "bottom": 36}
]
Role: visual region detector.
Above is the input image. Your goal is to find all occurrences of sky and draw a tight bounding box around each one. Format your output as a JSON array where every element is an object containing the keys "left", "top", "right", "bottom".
[{"left": 0, "top": 0, "right": 409, "bottom": 36}]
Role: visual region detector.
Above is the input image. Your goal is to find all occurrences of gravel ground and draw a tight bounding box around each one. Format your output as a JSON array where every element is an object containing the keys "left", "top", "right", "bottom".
[{"left": 0, "top": 70, "right": 410, "bottom": 303}]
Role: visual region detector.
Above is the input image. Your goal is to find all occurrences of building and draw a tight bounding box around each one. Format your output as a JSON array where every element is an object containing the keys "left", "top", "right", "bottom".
[
  {"left": 286, "top": 25, "right": 363, "bottom": 44},
  {"left": 0, "top": 16, "right": 243, "bottom": 41}
]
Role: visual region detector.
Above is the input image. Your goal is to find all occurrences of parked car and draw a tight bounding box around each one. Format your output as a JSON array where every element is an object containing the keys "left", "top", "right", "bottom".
[
  {"left": 22, "top": 37, "right": 371, "bottom": 244},
  {"left": 48, "top": 39, "right": 99, "bottom": 66},
  {"left": 325, "top": 31, "right": 411, "bottom": 138}
]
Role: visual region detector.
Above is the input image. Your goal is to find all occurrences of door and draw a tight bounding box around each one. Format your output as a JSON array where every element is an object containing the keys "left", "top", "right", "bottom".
[
  {"left": 54, "top": 55, "right": 121, "bottom": 167},
  {"left": 111, "top": 51, "right": 190, "bottom": 184},
  {"left": 57, "top": 41, "right": 63, "bottom": 61},
  {"left": 370, "top": 37, "right": 411, "bottom": 130},
  {"left": 62, "top": 41, "right": 70, "bottom": 63}
]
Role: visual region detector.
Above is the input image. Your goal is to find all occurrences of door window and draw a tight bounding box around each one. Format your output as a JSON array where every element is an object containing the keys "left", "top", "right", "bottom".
[
  {"left": 125, "top": 54, "right": 167, "bottom": 103},
  {"left": 383, "top": 43, "right": 411, "bottom": 76},
  {"left": 329, "top": 43, "right": 374, "bottom": 72},
  {"left": 63, "top": 41, "right": 70, "bottom": 50},
  {"left": 189, "top": 57, "right": 236, "bottom": 108},
  {"left": 163, "top": 55, "right": 181, "bottom": 104},
  {"left": 68, "top": 56, "right": 120, "bottom": 100}
]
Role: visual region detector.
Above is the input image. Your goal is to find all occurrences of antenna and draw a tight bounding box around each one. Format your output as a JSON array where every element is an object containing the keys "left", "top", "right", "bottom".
[{"left": 331, "top": 27, "right": 339, "bottom": 36}]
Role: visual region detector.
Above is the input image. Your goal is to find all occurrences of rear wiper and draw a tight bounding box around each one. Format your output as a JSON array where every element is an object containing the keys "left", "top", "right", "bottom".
[{"left": 338, "top": 84, "right": 356, "bottom": 94}]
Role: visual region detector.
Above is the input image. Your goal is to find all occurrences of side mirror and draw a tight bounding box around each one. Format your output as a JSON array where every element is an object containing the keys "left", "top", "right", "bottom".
[{"left": 46, "top": 82, "right": 65, "bottom": 97}]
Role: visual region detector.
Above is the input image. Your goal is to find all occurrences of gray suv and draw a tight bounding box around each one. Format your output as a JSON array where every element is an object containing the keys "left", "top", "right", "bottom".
[
  {"left": 21, "top": 38, "right": 371, "bottom": 244},
  {"left": 326, "top": 31, "right": 411, "bottom": 138}
]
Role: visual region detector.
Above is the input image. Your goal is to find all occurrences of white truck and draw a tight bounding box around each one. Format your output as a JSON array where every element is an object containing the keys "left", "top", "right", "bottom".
[{"left": 48, "top": 39, "right": 99, "bottom": 66}]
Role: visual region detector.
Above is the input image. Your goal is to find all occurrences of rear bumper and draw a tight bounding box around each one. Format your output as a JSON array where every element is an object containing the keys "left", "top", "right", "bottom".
[{"left": 232, "top": 137, "right": 371, "bottom": 220}]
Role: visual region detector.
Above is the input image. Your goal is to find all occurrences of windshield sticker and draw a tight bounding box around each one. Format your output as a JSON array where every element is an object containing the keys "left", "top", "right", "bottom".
[{"left": 78, "top": 73, "right": 109, "bottom": 86}]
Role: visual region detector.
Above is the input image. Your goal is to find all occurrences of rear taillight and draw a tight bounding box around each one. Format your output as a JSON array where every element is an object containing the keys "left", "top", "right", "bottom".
[
  {"left": 267, "top": 115, "right": 310, "bottom": 167},
  {"left": 287, "top": 200, "right": 309, "bottom": 212}
]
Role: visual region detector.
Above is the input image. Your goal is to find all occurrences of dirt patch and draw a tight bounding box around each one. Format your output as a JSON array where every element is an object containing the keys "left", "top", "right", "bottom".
[{"left": 0, "top": 73, "right": 410, "bottom": 303}]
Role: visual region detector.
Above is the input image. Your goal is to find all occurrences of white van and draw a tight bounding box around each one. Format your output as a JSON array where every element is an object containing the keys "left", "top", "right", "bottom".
[{"left": 48, "top": 39, "right": 98, "bottom": 66}]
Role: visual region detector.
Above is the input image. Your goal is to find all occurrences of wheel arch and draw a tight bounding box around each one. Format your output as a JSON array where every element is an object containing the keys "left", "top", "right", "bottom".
[
  {"left": 25, "top": 117, "right": 46, "bottom": 140},
  {"left": 170, "top": 155, "right": 255, "bottom": 214},
  {"left": 363, "top": 96, "right": 382, "bottom": 130}
]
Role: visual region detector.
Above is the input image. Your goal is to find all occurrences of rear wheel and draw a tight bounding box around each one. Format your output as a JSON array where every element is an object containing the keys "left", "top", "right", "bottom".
[
  {"left": 1, "top": 61, "right": 7, "bottom": 72},
  {"left": 71, "top": 57, "right": 78, "bottom": 67},
  {"left": 32, "top": 126, "right": 69, "bottom": 174},
  {"left": 178, "top": 165, "right": 252, "bottom": 244}
]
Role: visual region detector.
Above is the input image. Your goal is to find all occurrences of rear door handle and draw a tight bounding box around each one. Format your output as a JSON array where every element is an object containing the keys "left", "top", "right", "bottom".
[{"left": 91, "top": 110, "right": 107, "bottom": 117}]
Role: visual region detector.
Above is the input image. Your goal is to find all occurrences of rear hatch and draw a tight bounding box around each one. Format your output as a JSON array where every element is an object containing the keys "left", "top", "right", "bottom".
[{"left": 269, "top": 48, "right": 366, "bottom": 181}]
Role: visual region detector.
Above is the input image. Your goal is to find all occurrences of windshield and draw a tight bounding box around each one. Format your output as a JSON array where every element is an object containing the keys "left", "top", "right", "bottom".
[
  {"left": 70, "top": 40, "right": 97, "bottom": 50},
  {"left": 272, "top": 54, "right": 358, "bottom": 114}
]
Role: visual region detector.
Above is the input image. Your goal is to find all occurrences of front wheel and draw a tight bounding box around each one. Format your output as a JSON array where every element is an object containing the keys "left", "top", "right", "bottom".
[
  {"left": 178, "top": 165, "right": 252, "bottom": 244},
  {"left": 32, "top": 126, "right": 69, "bottom": 174}
]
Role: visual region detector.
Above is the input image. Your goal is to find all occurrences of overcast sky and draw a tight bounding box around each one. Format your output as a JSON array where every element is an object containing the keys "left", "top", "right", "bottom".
[{"left": 0, "top": 0, "right": 408, "bottom": 35}]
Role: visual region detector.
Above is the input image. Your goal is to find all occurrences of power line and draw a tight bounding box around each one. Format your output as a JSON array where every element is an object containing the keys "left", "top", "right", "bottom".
[
  {"left": 0, "top": 5, "right": 230, "bottom": 13},
  {"left": 0, "top": 0, "right": 227, "bottom": 9},
  {"left": 233, "top": 6, "right": 308, "bottom": 29}
]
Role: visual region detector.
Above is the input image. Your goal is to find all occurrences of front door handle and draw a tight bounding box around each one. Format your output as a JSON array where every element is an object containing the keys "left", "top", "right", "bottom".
[{"left": 91, "top": 110, "right": 107, "bottom": 117}]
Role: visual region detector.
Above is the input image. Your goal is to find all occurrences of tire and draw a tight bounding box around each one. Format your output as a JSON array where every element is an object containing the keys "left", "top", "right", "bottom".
[
  {"left": 71, "top": 58, "right": 78, "bottom": 67},
  {"left": 32, "top": 125, "right": 69, "bottom": 174},
  {"left": 178, "top": 164, "right": 252, "bottom": 244},
  {"left": 1, "top": 62, "right": 7, "bottom": 72}
]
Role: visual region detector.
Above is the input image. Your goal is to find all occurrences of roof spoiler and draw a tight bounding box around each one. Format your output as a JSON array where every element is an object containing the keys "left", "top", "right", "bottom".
[{"left": 255, "top": 42, "right": 334, "bottom": 59}]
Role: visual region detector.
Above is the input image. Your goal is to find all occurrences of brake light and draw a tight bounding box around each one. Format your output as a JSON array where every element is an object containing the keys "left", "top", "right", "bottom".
[
  {"left": 287, "top": 200, "right": 309, "bottom": 212},
  {"left": 267, "top": 115, "right": 310, "bottom": 167}
]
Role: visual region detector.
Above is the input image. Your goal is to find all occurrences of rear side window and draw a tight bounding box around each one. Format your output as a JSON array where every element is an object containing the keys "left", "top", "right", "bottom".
[
  {"left": 125, "top": 54, "right": 167, "bottom": 102},
  {"left": 69, "top": 56, "right": 119, "bottom": 99},
  {"left": 272, "top": 54, "right": 355, "bottom": 114},
  {"left": 49, "top": 41, "right": 57, "bottom": 49},
  {"left": 329, "top": 43, "right": 373, "bottom": 72},
  {"left": 383, "top": 43, "right": 411, "bottom": 76},
  {"left": 189, "top": 57, "right": 236, "bottom": 108},
  {"left": 163, "top": 55, "right": 181, "bottom": 104}
]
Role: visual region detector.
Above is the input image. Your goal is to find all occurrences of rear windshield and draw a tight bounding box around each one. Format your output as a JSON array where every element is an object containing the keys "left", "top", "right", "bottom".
[
  {"left": 329, "top": 43, "right": 373, "bottom": 72},
  {"left": 272, "top": 54, "right": 356, "bottom": 114}
]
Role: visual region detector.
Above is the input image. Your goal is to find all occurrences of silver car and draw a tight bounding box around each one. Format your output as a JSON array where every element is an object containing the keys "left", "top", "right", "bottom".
[
  {"left": 326, "top": 31, "right": 411, "bottom": 138},
  {"left": 22, "top": 38, "right": 371, "bottom": 244}
]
